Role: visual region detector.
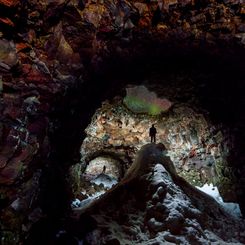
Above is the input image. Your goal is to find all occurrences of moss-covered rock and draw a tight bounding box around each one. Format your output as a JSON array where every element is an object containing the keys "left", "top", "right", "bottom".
[
  {"left": 214, "top": 159, "right": 237, "bottom": 201},
  {"left": 178, "top": 169, "right": 203, "bottom": 187}
]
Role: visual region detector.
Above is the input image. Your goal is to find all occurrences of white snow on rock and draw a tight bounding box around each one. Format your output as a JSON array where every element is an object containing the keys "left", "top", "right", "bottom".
[
  {"left": 72, "top": 191, "right": 106, "bottom": 209},
  {"left": 91, "top": 173, "right": 118, "bottom": 189},
  {"left": 71, "top": 198, "right": 81, "bottom": 208},
  {"left": 76, "top": 144, "right": 245, "bottom": 245},
  {"left": 196, "top": 183, "right": 221, "bottom": 201},
  {"left": 196, "top": 183, "right": 242, "bottom": 218}
]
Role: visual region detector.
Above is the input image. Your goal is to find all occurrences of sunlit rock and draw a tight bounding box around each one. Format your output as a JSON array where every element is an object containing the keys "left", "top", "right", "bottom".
[{"left": 80, "top": 4, "right": 109, "bottom": 28}]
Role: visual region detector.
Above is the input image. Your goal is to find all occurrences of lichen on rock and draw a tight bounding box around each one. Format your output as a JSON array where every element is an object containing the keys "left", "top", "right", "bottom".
[{"left": 123, "top": 85, "right": 172, "bottom": 115}]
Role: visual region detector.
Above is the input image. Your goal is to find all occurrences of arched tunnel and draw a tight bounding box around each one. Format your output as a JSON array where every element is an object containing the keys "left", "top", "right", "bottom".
[{"left": 0, "top": 0, "right": 245, "bottom": 244}]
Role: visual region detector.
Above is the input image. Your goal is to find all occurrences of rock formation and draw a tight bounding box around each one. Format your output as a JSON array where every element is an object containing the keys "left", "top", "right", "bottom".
[
  {"left": 73, "top": 144, "right": 245, "bottom": 244},
  {"left": 79, "top": 93, "right": 237, "bottom": 201}
]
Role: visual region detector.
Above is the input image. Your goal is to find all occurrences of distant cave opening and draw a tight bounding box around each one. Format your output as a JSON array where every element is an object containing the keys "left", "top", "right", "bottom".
[{"left": 71, "top": 155, "right": 123, "bottom": 209}]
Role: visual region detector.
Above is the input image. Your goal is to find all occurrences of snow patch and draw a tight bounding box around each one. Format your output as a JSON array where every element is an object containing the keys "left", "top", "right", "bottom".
[
  {"left": 72, "top": 174, "right": 118, "bottom": 210},
  {"left": 196, "top": 183, "right": 242, "bottom": 218},
  {"left": 91, "top": 173, "right": 118, "bottom": 188},
  {"left": 72, "top": 191, "right": 105, "bottom": 209}
]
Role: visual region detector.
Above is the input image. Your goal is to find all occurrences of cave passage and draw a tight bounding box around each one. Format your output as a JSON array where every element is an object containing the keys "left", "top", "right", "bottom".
[
  {"left": 70, "top": 81, "right": 242, "bottom": 217},
  {"left": 71, "top": 155, "right": 122, "bottom": 210}
]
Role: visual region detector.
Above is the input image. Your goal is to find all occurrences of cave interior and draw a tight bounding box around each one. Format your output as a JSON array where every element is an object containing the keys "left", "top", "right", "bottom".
[{"left": 0, "top": 0, "right": 245, "bottom": 244}]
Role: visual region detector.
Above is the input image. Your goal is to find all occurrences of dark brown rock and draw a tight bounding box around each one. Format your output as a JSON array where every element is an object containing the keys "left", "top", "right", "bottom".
[{"left": 0, "top": 0, "right": 19, "bottom": 7}]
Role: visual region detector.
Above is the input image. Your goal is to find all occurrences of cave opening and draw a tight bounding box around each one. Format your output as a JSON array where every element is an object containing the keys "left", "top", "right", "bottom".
[
  {"left": 70, "top": 80, "right": 242, "bottom": 217},
  {"left": 5, "top": 45, "right": 245, "bottom": 245},
  {"left": 67, "top": 47, "right": 244, "bottom": 204},
  {"left": 40, "top": 45, "right": 245, "bottom": 218}
]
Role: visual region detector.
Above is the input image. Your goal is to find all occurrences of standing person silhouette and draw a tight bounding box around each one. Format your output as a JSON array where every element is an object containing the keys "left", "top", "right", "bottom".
[{"left": 149, "top": 124, "right": 157, "bottom": 143}]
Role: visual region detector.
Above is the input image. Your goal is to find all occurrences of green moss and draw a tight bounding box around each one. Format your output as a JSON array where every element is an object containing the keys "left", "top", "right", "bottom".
[
  {"left": 178, "top": 169, "right": 203, "bottom": 187},
  {"left": 123, "top": 95, "right": 163, "bottom": 116},
  {"left": 214, "top": 159, "right": 237, "bottom": 201},
  {"left": 214, "top": 159, "right": 224, "bottom": 176},
  {"left": 149, "top": 104, "right": 162, "bottom": 116}
]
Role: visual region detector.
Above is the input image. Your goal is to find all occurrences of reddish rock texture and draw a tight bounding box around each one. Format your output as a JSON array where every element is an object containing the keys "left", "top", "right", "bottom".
[
  {"left": 0, "top": 0, "right": 244, "bottom": 243},
  {"left": 0, "top": 0, "right": 19, "bottom": 7}
]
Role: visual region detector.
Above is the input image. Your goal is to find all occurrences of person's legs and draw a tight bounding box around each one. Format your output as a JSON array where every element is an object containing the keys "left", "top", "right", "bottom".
[
  {"left": 153, "top": 135, "right": 156, "bottom": 143},
  {"left": 151, "top": 136, "right": 153, "bottom": 142}
]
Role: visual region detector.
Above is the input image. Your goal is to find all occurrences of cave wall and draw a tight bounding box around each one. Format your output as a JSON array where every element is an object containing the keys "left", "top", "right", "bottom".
[
  {"left": 79, "top": 85, "right": 237, "bottom": 201},
  {"left": 0, "top": 0, "right": 245, "bottom": 243}
]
